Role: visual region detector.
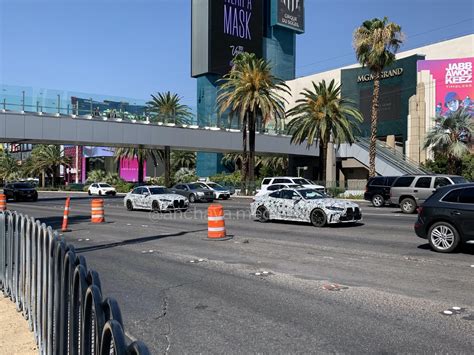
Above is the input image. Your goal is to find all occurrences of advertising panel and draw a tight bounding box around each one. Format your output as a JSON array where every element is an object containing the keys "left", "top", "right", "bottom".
[
  {"left": 274, "top": 0, "right": 305, "bottom": 33},
  {"left": 417, "top": 57, "right": 473, "bottom": 118},
  {"left": 208, "top": 0, "right": 264, "bottom": 76}
]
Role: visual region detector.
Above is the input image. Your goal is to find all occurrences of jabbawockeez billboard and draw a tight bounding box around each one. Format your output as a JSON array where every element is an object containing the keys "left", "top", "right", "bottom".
[
  {"left": 191, "top": 0, "right": 263, "bottom": 77},
  {"left": 417, "top": 57, "right": 473, "bottom": 118}
]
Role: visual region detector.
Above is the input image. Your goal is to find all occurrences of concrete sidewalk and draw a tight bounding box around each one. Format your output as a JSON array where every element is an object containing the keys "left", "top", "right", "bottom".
[{"left": 0, "top": 296, "right": 37, "bottom": 355}]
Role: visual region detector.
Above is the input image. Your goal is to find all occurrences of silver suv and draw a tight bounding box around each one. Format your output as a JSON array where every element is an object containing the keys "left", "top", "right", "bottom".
[{"left": 390, "top": 175, "right": 467, "bottom": 214}]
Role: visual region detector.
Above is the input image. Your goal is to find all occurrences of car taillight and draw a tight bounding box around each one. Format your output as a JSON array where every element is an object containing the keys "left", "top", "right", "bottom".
[{"left": 365, "top": 186, "right": 368, "bottom": 192}]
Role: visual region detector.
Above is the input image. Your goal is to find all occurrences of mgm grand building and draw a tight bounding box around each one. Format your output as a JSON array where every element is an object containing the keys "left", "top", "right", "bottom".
[{"left": 284, "top": 34, "right": 473, "bottom": 184}]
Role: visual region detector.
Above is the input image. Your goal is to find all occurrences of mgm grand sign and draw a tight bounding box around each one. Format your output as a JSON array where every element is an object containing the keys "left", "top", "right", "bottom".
[{"left": 357, "top": 68, "right": 404, "bottom": 83}]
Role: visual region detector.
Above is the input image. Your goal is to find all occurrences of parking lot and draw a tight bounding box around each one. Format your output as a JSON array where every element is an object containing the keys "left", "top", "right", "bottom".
[{"left": 8, "top": 192, "right": 474, "bottom": 353}]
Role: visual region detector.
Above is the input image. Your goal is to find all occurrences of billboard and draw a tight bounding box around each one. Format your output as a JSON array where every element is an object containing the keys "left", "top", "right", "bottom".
[
  {"left": 417, "top": 57, "right": 473, "bottom": 118},
  {"left": 273, "top": 0, "right": 305, "bottom": 33},
  {"left": 208, "top": 0, "right": 264, "bottom": 75}
]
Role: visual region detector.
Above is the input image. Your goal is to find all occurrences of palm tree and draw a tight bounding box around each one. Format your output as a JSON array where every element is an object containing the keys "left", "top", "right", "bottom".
[
  {"left": 423, "top": 108, "right": 474, "bottom": 174},
  {"left": 171, "top": 151, "right": 196, "bottom": 171},
  {"left": 353, "top": 17, "right": 403, "bottom": 177},
  {"left": 0, "top": 151, "right": 19, "bottom": 183},
  {"left": 29, "top": 145, "right": 70, "bottom": 187},
  {"left": 287, "top": 79, "right": 363, "bottom": 182},
  {"left": 113, "top": 146, "right": 161, "bottom": 184},
  {"left": 147, "top": 91, "right": 193, "bottom": 186},
  {"left": 217, "top": 52, "right": 290, "bottom": 193},
  {"left": 221, "top": 152, "right": 263, "bottom": 172}
]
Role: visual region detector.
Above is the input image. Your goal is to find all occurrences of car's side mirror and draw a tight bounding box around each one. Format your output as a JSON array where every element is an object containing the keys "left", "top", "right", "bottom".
[
  {"left": 143, "top": 192, "right": 150, "bottom": 197},
  {"left": 292, "top": 196, "right": 301, "bottom": 201}
]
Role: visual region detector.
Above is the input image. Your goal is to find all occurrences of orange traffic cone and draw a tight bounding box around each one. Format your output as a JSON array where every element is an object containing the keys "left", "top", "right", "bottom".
[{"left": 61, "top": 197, "right": 71, "bottom": 232}]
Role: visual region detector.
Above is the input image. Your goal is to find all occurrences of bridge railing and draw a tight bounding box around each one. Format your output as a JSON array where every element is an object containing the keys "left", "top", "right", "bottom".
[{"left": 0, "top": 211, "right": 150, "bottom": 355}]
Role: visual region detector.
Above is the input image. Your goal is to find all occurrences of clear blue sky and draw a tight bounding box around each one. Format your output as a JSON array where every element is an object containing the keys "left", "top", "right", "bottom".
[{"left": 1, "top": 0, "right": 473, "bottom": 106}]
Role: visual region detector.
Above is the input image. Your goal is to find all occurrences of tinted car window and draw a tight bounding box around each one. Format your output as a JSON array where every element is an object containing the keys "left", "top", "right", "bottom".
[
  {"left": 386, "top": 177, "right": 397, "bottom": 186},
  {"left": 415, "top": 177, "right": 432, "bottom": 188},
  {"left": 262, "top": 178, "right": 271, "bottom": 185},
  {"left": 369, "top": 177, "right": 384, "bottom": 186},
  {"left": 142, "top": 188, "right": 149, "bottom": 195},
  {"left": 459, "top": 188, "right": 474, "bottom": 204},
  {"left": 451, "top": 176, "right": 468, "bottom": 184},
  {"left": 149, "top": 187, "right": 167, "bottom": 194},
  {"left": 442, "top": 189, "right": 460, "bottom": 203},
  {"left": 292, "top": 178, "right": 308, "bottom": 185},
  {"left": 393, "top": 176, "right": 415, "bottom": 187},
  {"left": 269, "top": 191, "right": 281, "bottom": 198},
  {"left": 267, "top": 185, "right": 283, "bottom": 191},
  {"left": 273, "top": 178, "right": 291, "bottom": 184},
  {"left": 280, "top": 190, "right": 298, "bottom": 199},
  {"left": 434, "top": 177, "right": 451, "bottom": 188}
]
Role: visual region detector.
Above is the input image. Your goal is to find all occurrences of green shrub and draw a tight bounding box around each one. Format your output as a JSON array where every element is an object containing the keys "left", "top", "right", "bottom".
[{"left": 174, "top": 168, "right": 198, "bottom": 183}]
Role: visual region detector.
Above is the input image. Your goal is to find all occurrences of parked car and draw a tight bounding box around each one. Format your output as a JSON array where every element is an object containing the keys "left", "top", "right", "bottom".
[
  {"left": 251, "top": 187, "right": 362, "bottom": 227},
  {"left": 88, "top": 182, "right": 117, "bottom": 196},
  {"left": 196, "top": 182, "right": 231, "bottom": 200},
  {"left": 364, "top": 176, "right": 398, "bottom": 207},
  {"left": 3, "top": 182, "right": 38, "bottom": 202},
  {"left": 414, "top": 183, "right": 474, "bottom": 252},
  {"left": 171, "top": 183, "right": 214, "bottom": 203},
  {"left": 124, "top": 185, "right": 188, "bottom": 212},
  {"left": 390, "top": 174, "right": 467, "bottom": 214},
  {"left": 260, "top": 177, "right": 325, "bottom": 194},
  {"left": 254, "top": 183, "right": 301, "bottom": 198}
]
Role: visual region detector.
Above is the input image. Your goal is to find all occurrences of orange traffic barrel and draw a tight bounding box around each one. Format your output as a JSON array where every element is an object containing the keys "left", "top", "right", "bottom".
[
  {"left": 61, "top": 197, "right": 71, "bottom": 232},
  {"left": 91, "top": 199, "right": 105, "bottom": 223},
  {"left": 208, "top": 204, "right": 226, "bottom": 239},
  {"left": 0, "top": 194, "right": 6, "bottom": 211}
]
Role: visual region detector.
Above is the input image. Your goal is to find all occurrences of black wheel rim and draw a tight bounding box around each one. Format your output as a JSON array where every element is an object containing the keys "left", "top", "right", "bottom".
[
  {"left": 312, "top": 211, "right": 324, "bottom": 225},
  {"left": 257, "top": 207, "right": 267, "bottom": 221}
]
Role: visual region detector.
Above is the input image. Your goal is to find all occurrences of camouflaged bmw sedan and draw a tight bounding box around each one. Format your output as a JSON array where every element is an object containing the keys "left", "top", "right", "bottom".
[
  {"left": 251, "top": 187, "right": 362, "bottom": 227},
  {"left": 124, "top": 186, "right": 189, "bottom": 212}
]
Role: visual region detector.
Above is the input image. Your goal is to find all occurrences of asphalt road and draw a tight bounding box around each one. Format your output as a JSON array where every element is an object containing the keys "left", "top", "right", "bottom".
[{"left": 8, "top": 192, "right": 474, "bottom": 354}]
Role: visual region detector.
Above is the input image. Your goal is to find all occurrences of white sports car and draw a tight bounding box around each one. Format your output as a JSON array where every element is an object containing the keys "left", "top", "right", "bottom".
[
  {"left": 124, "top": 185, "right": 189, "bottom": 212},
  {"left": 250, "top": 187, "right": 362, "bottom": 227}
]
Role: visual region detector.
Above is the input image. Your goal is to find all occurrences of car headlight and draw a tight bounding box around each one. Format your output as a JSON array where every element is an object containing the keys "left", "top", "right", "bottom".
[
  {"left": 197, "top": 192, "right": 205, "bottom": 196},
  {"left": 327, "top": 206, "right": 345, "bottom": 211}
]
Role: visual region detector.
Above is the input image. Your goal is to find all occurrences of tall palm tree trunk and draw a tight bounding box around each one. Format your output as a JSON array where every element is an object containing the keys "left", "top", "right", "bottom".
[
  {"left": 164, "top": 146, "right": 171, "bottom": 187},
  {"left": 138, "top": 156, "right": 144, "bottom": 183},
  {"left": 319, "top": 141, "right": 327, "bottom": 185},
  {"left": 369, "top": 74, "right": 380, "bottom": 177},
  {"left": 241, "top": 113, "right": 249, "bottom": 194},
  {"left": 248, "top": 110, "right": 256, "bottom": 193}
]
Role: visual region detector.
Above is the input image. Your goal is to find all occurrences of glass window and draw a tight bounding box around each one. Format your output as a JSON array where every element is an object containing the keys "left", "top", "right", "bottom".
[
  {"left": 292, "top": 178, "right": 308, "bottom": 185},
  {"left": 415, "top": 177, "right": 432, "bottom": 188},
  {"left": 267, "top": 184, "right": 283, "bottom": 191},
  {"left": 268, "top": 191, "right": 280, "bottom": 198},
  {"left": 14, "top": 183, "right": 33, "bottom": 188},
  {"left": 442, "top": 189, "right": 460, "bottom": 203},
  {"left": 149, "top": 187, "right": 167, "bottom": 195},
  {"left": 132, "top": 187, "right": 142, "bottom": 195},
  {"left": 459, "top": 188, "right": 474, "bottom": 204},
  {"left": 450, "top": 176, "right": 468, "bottom": 184},
  {"left": 99, "top": 183, "right": 111, "bottom": 188},
  {"left": 370, "top": 177, "right": 384, "bottom": 186},
  {"left": 280, "top": 189, "right": 299, "bottom": 199},
  {"left": 262, "top": 178, "right": 271, "bottom": 185},
  {"left": 299, "top": 189, "right": 325, "bottom": 199},
  {"left": 386, "top": 177, "right": 397, "bottom": 186},
  {"left": 142, "top": 187, "right": 149, "bottom": 195},
  {"left": 434, "top": 177, "right": 451, "bottom": 188},
  {"left": 273, "top": 178, "right": 291, "bottom": 184},
  {"left": 393, "top": 176, "right": 415, "bottom": 187}
]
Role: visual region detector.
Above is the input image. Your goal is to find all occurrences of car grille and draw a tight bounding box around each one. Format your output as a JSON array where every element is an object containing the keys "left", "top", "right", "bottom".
[
  {"left": 342, "top": 207, "right": 361, "bottom": 221},
  {"left": 173, "top": 200, "right": 185, "bottom": 208}
]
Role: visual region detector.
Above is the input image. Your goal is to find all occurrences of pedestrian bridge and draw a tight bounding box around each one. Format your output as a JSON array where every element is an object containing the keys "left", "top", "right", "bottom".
[{"left": 0, "top": 110, "right": 424, "bottom": 176}]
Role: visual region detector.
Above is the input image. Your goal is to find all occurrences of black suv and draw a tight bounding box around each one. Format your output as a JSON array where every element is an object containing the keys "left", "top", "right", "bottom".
[
  {"left": 3, "top": 182, "right": 38, "bottom": 202},
  {"left": 364, "top": 176, "right": 398, "bottom": 207},
  {"left": 414, "top": 183, "right": 474, "bottom": 253}
]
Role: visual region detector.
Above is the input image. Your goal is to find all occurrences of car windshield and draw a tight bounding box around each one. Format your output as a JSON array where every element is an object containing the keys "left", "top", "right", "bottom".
[
  {"left": 14, "top": 183, "right": 34, "bottom": 189},
  {"left": 99, "top": 184, "right": 111, "bottom": 188},
  {"left": 207, "top": 182, "right": 225, "bottom": 190},
  {"left": 451, "top": 176, "right": 468, "bottom": 184},
  {"left": 149, "top": 187, "right": 167, "bottom": 195},
  {"left": 299, "top": 189, "right": 325, "bottom": 199}
]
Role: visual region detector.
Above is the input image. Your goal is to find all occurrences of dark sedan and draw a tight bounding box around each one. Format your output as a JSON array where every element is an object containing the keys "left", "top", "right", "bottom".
[
  {"left": 171, "top": 183, "right": 214, "bottom": 203},
  {"left": 414, "top": 183, "right": 474, "bottom": 253},
  {"left": 4, "top": 182, "right": 38, "bottom": 202}
]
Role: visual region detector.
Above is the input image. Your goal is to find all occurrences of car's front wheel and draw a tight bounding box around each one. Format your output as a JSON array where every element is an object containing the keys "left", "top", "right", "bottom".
[
  {"left": 428, "top": 221, "right": 460, "bottom": 253},
  {"left": 255, "top": 206, "right": 269, "bottom": 222},
  {"left": 400, "top": 197, "right": 416, "bottom": 214},
  {"left": 371, "top": 194, "right": 385, "bottom": 207},
  {"left": 126, "top": 200, "right": 134, "bottom": 211},
  {"left": 189, "top": 194, "right": 196, "bottom": 203},
  {"left": 88, "top": 190, "right": 92, "bottom": 196},
  {"left": 310, "top": 208, "right": 327, "bottom": 227}
]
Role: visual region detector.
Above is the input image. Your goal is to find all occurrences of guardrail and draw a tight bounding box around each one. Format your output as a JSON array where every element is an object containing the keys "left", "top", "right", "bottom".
[{"left": 0, "top": 211, "right": 150, "bottom": 355}]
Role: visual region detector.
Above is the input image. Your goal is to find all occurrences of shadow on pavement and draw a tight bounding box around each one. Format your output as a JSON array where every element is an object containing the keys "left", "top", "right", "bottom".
[
  {"left": 417, "top": 243, "right": 474, "bottom": 255},
  {"left": 34, "top": 215, "right": 92, "bottom": 230},
  {"left": 37, "top": 196, "right": 123, "bottom": 203},
  {"left": 75, "top": 229, "right": 207, "bottom": 254}
]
